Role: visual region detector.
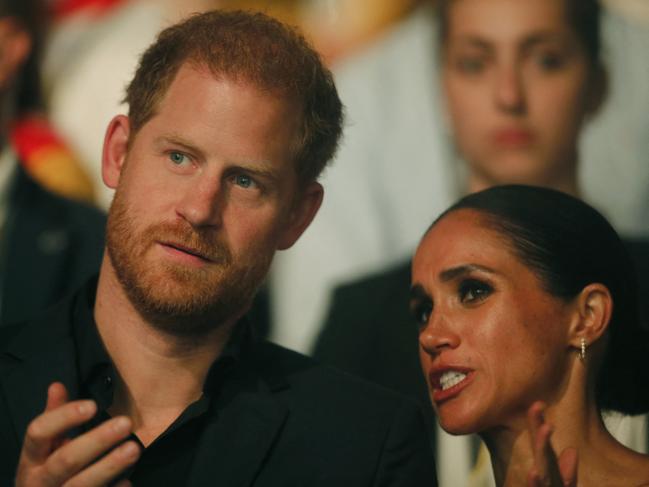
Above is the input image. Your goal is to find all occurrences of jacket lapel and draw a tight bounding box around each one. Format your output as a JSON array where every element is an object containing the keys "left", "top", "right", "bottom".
[
  {"left": 0, "top": 302, "right": 79, "bottom": 443},
  {"left": 186, "top": 345, "right": 289, "bottom": 487}
]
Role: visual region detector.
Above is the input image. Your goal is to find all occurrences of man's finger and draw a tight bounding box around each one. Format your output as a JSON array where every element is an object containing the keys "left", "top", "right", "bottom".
[
  {"left": 60, "top": 440, "right": 140, "bottom": 487},
  {"left": 45, "top": 383, "right": 70, "bottom": 451},
  {"left": 43, "top": 416, "right": 134, "bottom": 483},
  {"left": 21, "top": 400, "right": 97, "bottom": 463},
  {"left": 45, "top": 383, "right": 69, "bottom": 412}
]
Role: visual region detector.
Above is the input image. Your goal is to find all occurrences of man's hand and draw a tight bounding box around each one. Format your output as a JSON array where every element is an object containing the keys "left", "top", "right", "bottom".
[
  {"left": 526, "top": 401, "right": 578, "bottom": 487},
  {"left": 15, "top": 382, "right": 140, "bottom": 487}
]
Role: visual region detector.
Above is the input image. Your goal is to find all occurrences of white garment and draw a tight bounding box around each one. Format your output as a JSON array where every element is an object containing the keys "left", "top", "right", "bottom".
[
  {"left": 269, "top": 4, "right": 457, "bottom": 353},
  {"left": 603, "top": 412, "right": 648, "bottom": 454},
  {"left": 580, "top": 8, "right": 649, "bottom": 237},
  {"left": 44, "top": 1, "right": 167, "bottom": 209}
]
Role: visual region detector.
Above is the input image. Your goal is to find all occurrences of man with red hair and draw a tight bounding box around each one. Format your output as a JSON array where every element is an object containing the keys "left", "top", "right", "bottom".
[{"left": 0, "top": 9, "right": 436, "bottom": 486}]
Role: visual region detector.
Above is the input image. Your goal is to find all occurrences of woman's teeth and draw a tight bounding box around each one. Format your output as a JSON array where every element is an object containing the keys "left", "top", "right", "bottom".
[{"left": 440, "top": 371, "right": 467, "bottom": 390}]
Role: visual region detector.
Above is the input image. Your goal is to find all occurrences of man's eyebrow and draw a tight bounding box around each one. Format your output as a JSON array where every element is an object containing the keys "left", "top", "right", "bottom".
[
  {"left": 231, "top": 165, "right": 282, "bottom": 183},
  {"left": 155, "top": 134, "right": 283, "bottom": 180},
  {"left": 439, "top": 264, "right": 497, "bottom": 282},
  {"left": 155, "top": 135, "right": 205, "bottom": 158}
]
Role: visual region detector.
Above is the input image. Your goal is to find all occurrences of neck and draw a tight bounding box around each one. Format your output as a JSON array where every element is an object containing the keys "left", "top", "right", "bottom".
[
  {"left": 481, "top": 370, "right": 644, "bottom": 486},
  {"left": 94, "top": 253, "right": 238, "bottom": 444},
  {"left": 467, "top": 158, "right": 580, "bottom": 198}
]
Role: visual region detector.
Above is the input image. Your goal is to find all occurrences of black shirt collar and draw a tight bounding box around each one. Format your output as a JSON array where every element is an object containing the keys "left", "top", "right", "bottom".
[{"left": 71, "top": 277, "right": 250, "bottom": 406}]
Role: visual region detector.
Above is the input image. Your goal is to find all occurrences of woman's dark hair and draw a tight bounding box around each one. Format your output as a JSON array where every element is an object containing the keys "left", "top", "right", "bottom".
[
  {"left": 0, "top": 0, "right": 46, "bottom": 113},
  {"left": 437, "top": 0, "right": 602, "bottom": 69},
  {"left": 431, "top": 185, "right": 649, "bottom": 414}
]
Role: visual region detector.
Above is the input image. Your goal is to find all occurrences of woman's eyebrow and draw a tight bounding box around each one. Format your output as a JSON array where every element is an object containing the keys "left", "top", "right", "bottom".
[
  {"left": 409, "top": 283, "right": 429, "bottom": 301},
  {"left": 452, "top": 36, "right": 492, "bottom": 51},
  {"left": 439, "top": 264, "right": 497, "bottom": 282},
  {"left": 520, "top": 31, "right": 567, "bottom": 49}
]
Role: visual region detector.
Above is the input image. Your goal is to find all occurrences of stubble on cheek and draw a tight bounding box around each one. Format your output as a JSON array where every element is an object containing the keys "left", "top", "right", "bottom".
[{"left": 105, "top": 190, "right": 272, "bottom": 336}]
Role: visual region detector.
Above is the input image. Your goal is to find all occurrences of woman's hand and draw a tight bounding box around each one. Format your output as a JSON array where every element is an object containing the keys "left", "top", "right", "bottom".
[{"left": 527, "top": 401, "right": 578, "bottom": 487}]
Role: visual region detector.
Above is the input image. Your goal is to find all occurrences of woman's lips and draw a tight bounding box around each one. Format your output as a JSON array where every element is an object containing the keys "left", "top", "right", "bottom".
[
  {"left": 492, "top": 128, "right": 534, "bottom": 148},
  {"left": 428, "top": 367, "right": 475, "bottom": 404}
]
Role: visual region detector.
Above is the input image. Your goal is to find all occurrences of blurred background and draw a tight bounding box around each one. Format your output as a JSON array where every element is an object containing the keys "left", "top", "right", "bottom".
[{"left": 3, "top": 1, "right": 647, "bottom": 485}]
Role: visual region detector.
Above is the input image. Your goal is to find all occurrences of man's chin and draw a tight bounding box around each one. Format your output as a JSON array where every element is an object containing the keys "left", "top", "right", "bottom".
[
  {"left": 125, "top": 272, "right": 235, "bottom": 327},
  {"left": 129, "top": 289, "right": 247, "bottom": 338}
]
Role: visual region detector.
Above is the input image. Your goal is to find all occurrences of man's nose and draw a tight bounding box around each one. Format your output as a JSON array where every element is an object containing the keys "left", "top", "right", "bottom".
[
  {"left": 419, "top": 312, "right": 461, "bottom": 357},
  {"left": 176, "top": 174, "right": 224, "bottom": 228}
]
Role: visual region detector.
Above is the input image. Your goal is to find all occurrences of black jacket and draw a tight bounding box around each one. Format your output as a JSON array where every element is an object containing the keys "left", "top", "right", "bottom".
[
  {"left": 0, "top": 166, "right": 106, "bottom": 326},
  {"left": 0, "top": 289, "right": 437, "bottom": 486}
]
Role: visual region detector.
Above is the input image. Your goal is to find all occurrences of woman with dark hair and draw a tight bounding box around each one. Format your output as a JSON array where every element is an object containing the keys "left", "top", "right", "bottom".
[
  {"left": 438, "top": 0, "right": 606, "bottom": 195},
  {"left": 412, "top": 184, "right": 649, "bottom": 485}
]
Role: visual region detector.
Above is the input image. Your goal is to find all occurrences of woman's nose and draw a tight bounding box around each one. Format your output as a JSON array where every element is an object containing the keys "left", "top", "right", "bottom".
[
  {"left": 494, "top": 64, "right": 526, "bottom": 114},
  {"left": 419, "top": 313, "right": 461, "bottom": 356}
]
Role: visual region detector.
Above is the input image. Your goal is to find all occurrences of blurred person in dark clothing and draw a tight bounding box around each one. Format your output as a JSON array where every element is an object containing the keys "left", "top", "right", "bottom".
[{"left": 0, "top": 0, "right": 105, "bottom": 326}]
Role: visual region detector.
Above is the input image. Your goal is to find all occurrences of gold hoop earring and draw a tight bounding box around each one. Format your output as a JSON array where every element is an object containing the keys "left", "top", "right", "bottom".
[{"left": 580, "top": 337, "right": 587, "bottom": 362}]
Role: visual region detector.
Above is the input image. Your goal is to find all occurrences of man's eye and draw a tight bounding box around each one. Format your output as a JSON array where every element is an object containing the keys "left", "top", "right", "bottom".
[
  {"left": 169, "top": 151, "right": 187, "bottom": 165},
  {"left": 459, "top": 279, "right": 492, "bottom": 304},
  {"left": 233, "top": 174, "right": 256, "bottom": 189}
]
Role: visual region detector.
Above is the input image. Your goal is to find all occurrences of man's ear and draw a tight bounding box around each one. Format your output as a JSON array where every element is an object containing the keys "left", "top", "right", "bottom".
[
  {"left": 102, "top": 115, "right": 131, "bottom": 189},
  {"left": 0, "top": 18, "right": 32, "bottom": 90},
  {"left": 568, "top": 283, "right": 612, "bottom": 350},
  {"left": 276, "top": 181, "right": 324, "bottom": 250}
]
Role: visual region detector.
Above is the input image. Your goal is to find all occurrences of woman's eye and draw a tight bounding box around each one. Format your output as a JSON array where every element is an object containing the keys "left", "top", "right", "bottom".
[
  {"left": 458, "top": 279, "right": 492, "bottom": 304},
  {"left": 169, "top": 151, "right": 188, "bottom": 165},
  {"left": 535, "top": 52, "right": 565, "bottom": 71},
  {"left": 411, "top": 302, "right": 433, "bottom": 327},
  {"left": 456, "top": 57, "right": 486, "bottom": 74}
]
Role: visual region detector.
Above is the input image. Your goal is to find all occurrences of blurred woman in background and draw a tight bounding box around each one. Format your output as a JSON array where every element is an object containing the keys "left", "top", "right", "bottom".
[{"left": 439, "top": 0, "right": 605, "bottom": 195}]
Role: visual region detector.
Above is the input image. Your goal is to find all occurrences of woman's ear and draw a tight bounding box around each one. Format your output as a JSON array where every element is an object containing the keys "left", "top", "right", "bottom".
[
  {"left": 101, "top": 115, "right": 131, "bottom": 189},
  {"left": 568, "top": 283, "right": 612, "bottom": 350},
  {"left": 276, "top": 181, "right": 323, "bottom": 250},
  {"left": 584, "top": 65, "right": 608, "bottom": 119}
]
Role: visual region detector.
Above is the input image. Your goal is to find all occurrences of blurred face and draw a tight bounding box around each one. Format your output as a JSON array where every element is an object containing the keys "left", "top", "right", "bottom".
[
  {"left": 411, "top": 210, "right": 574, "bottom": 434},
  {"left": 441, "top": 0, "right": 599, "bottom": 190},
  {"left": 104, "top": 63, "right": 320, "bottom": 335}
]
